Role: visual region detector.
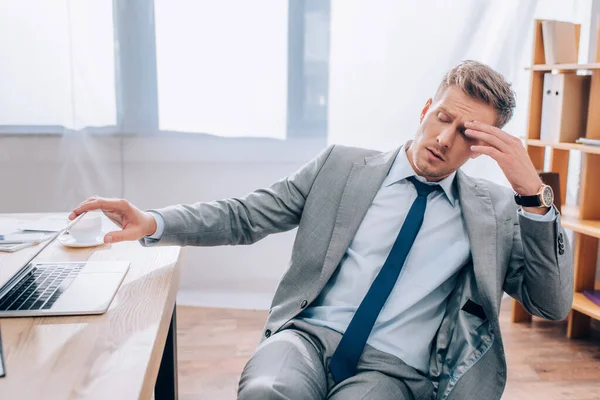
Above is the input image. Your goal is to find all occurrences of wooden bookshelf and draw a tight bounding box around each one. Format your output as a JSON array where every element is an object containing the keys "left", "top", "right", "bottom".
[
  {"left": 512, "top": 20, "right": 600, "bottom": 339},
  {"left": 524, "top": 139, "right": 600, "bottom": 155},
  {"left": 561, "top": 205, "right": 600, "bottom": 240},
  {"left": 526, "top": 62, "right": 600, "bottom": 71},
  {"left": 572, "top": 293, "right": 600, "bottom": 320}
]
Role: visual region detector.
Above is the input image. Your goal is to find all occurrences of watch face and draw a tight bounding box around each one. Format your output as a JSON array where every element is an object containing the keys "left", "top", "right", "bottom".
[{"left": 542, "top": 186, "right": 554, "bottom": 207}]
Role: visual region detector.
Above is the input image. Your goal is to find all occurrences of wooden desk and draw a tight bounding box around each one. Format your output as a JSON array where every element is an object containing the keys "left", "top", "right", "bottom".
[{"left": 0, "top": 214, "right": 182, "bottom": 400}]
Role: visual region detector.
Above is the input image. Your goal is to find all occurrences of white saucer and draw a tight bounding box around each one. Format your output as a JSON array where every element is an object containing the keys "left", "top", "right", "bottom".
[{"left": 58, "top": 233, "right": 105, "bottom": 248}]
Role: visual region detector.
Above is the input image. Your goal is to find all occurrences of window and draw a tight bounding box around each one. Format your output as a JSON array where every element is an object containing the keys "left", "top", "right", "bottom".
[{"left": 0, "top": 0, "right": 330, "bottom": 139}]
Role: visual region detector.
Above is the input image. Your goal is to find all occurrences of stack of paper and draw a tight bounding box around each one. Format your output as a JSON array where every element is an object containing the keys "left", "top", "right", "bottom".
[
  {"left": 0, "top": 216, "right": 61, "bottom": 252},
  {"left": 19, "top": 214, "right": 70, "bottom": 233},
  {"left": 0, "top": 243, "right": 36, "bottom": 253},
  {"left": 0, "top": 232, "right": 49, "bottom": 244}
]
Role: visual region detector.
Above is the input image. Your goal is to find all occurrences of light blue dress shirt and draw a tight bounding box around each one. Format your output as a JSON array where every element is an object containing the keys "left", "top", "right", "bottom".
[{"left": 148, "top": 146, "right": 556, "bottom": 373}]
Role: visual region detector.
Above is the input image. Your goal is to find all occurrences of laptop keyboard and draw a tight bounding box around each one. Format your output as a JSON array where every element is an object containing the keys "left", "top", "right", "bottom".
[{"left": 0, "top": 263, "right": 85, "bottom": 311}]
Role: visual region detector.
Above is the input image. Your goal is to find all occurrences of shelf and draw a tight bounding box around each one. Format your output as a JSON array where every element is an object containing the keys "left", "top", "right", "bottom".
[
  {"left": 560, "top": 205, "right": 600, "bottom": 239},
  {"left": 572, "top": 293, "right": 600, "bottom": 320},
  {"left": 524, "top": 139, "right": 600, "bottom": 155},
  {"left": 526, "top": 62, "right": 600, "bottom": 71}
]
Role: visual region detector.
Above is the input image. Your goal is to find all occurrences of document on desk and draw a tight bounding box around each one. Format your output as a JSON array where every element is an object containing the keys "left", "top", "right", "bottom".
[
  {"left": 0, "top": 242, "right": 36, "bottom": 253},
  {"left": 0, "top": 232, "right": 49, "bottom": 244},
  {"left": 19, "top": 214, "right": 69, "bottom": 232},
  {"left": 0, "top": 327, "right": 5, "bottom": 377}
]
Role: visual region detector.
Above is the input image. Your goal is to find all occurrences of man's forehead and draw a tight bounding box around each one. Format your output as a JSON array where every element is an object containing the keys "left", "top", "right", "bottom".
[{"left": 434, "top": 89, "right": 496, "bottom": 124}]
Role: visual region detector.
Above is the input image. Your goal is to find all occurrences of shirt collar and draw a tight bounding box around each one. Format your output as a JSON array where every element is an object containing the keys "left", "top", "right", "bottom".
[{"left": 383, "top": 143, "right": 457, "bottom": 207}]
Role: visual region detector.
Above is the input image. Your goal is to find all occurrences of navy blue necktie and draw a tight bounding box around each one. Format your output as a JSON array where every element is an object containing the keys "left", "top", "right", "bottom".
[{"left": 329, "top": 176, "right": 440, "bottom": 383}]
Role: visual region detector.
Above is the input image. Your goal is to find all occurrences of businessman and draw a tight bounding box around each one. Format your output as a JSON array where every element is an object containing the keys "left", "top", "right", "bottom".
[{"left": 70, "top": 60, "right": 573, "bottom": 399}]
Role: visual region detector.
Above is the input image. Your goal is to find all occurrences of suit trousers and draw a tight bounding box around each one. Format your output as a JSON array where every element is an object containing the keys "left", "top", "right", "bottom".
[{"left": 238, "top": 319, "right": 434, "bottom": 400}]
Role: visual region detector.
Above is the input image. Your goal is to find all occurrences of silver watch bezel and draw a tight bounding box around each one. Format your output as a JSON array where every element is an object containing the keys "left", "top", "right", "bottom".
[{"left": 539, "top": 185, "right": 554, "bottom": 208}]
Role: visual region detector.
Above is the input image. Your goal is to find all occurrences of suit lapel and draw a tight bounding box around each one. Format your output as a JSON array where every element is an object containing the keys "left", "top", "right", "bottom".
[
  {"left": 457, "top": 170, "right": 500, "bottom": 318},
  {"left": 317, "top": 147, "right": 401, "bottom": 289}
]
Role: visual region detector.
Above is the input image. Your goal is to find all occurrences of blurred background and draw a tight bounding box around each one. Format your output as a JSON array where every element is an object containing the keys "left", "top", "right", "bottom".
[{"left": 0, "top": 0, "right": 597, "bottom": 308}]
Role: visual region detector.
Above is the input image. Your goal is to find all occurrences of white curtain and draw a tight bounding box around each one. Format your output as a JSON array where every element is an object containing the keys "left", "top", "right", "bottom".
[
  {"left": 0, "top": 0, "right": 116, "bottom": 129},
  {"left": 327, "top": 0, "right": 539, "bottom": 187}
]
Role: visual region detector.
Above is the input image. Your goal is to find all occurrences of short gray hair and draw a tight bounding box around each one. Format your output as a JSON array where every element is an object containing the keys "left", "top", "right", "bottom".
[{"left": 436, "top": 60, "right": 516, "bottom": 128}]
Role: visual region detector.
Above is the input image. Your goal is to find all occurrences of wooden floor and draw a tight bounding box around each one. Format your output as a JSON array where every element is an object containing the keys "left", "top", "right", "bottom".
[{"left": 177, "top": 299, "right": 600, "bottom": 399}]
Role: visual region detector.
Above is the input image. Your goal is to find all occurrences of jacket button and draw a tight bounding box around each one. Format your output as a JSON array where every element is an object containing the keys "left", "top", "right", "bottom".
[
  {"left": 265, "top": 329, "right": 271, "bottom": 338},
  {"left": 559, "top": 248, "right": 565, "bottom": 255},
  {"left": 558, "top": 233, "right": 564, "bottom": 244},
  {"left": 301, "top": 300, "right": 308, "bottom": 309}
]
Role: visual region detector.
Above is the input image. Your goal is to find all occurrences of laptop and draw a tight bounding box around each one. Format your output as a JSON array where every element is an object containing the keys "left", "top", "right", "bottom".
[{"left": 0, "top": 213, "right": 130, "bottom": 317}]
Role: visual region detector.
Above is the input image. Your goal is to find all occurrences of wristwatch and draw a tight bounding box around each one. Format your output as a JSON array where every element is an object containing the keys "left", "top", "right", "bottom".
[{"left": 514, "top": 184, "right": 554, "bottom": 208}]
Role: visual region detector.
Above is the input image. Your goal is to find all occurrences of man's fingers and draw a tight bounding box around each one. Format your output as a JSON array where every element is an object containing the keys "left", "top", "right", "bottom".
[
  {"left": 69, "top": 197, "right": 99, "bottom": 220},
  {"left": 465, "top": 121, "right": 512, "bottom": 144},
  {"left": 73, "top": 198, "right": 128, "bottom": 216},
  {"left": 104, "top": 228, "right": 140, "bottom": 244},
  {"left": 72, "top": 200, "right": 105, "bottom": 215},
  {"left": 464, "top": 129, "right": 508, "bottom": 152},
  {"left": 470, "top": 145, "right": 503, "bottom": 161}
]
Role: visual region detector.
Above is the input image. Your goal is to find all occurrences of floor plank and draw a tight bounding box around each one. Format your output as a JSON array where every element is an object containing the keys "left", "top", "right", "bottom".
[{"left": 177, "top": 299, "right": 600, "bottom": 399}]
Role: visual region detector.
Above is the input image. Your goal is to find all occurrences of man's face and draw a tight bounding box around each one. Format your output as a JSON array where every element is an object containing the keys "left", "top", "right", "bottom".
[{"left": 407, "top": 85, "right": 498, "bottom": 181}]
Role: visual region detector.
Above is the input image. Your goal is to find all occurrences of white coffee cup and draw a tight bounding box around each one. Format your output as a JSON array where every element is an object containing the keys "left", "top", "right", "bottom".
[{"left": 69, "top": 212, "right": 103, "bottom": 242}]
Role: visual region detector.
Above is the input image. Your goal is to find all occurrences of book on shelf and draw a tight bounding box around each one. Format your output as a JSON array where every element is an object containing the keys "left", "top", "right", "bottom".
[
  {"left": 541, "top": 20, "right": 578, "bottom": 64},
  {"left": 583, "top": 290, "right": 600, "bottom": 307}
]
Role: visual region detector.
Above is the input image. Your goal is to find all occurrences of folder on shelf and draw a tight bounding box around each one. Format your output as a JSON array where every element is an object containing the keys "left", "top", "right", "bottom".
[
  {"left": 541, "top": 20, "right": 578, "bottom": 64},
  {"left": 540, "top": 73, "right": 590, "bottom": 143}
]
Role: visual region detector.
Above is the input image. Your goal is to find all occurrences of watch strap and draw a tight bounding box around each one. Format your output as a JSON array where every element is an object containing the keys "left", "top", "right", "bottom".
[{"left": 514, "top": 193, "right": 542, "bottom": 207}]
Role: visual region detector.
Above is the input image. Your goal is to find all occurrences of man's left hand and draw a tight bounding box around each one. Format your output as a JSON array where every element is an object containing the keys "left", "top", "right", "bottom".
[{"left": 464, "top": 121, "right": 548, "bottom": 215}]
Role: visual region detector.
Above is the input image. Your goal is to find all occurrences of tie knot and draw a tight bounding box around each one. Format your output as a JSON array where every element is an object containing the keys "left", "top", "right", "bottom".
[{"left": 407, "top": 176, "right": 440, "bottom": 197}]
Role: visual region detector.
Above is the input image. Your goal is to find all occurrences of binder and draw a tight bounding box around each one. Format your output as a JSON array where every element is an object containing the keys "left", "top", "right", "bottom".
[
  {"left": 540, "top": 73, "right": 590, "bottom": 143},
  {"left": 541, "top": 20, "right": 578, "bottom": 64}
]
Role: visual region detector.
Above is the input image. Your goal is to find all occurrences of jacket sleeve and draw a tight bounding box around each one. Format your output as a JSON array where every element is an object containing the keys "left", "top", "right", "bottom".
[
  {"left": 502, "top": 206, "right": 574, "bottom": 320},
  {"left": 140, "top": 145, "right": 335, "bottom": 247}
]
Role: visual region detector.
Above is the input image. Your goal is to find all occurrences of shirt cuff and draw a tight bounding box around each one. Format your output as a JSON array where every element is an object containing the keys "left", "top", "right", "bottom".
[
  {"left": 518, "top": 205, "right": 559, "bottom": 222},
  {"left": 147, "top": 211, "right": 165, "bottom": 240}
]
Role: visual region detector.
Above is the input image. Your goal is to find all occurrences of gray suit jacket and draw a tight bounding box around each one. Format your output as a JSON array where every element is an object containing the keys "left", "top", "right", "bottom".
[{"left": 145, "top": 145, "right": 573, "bottom": 400}]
